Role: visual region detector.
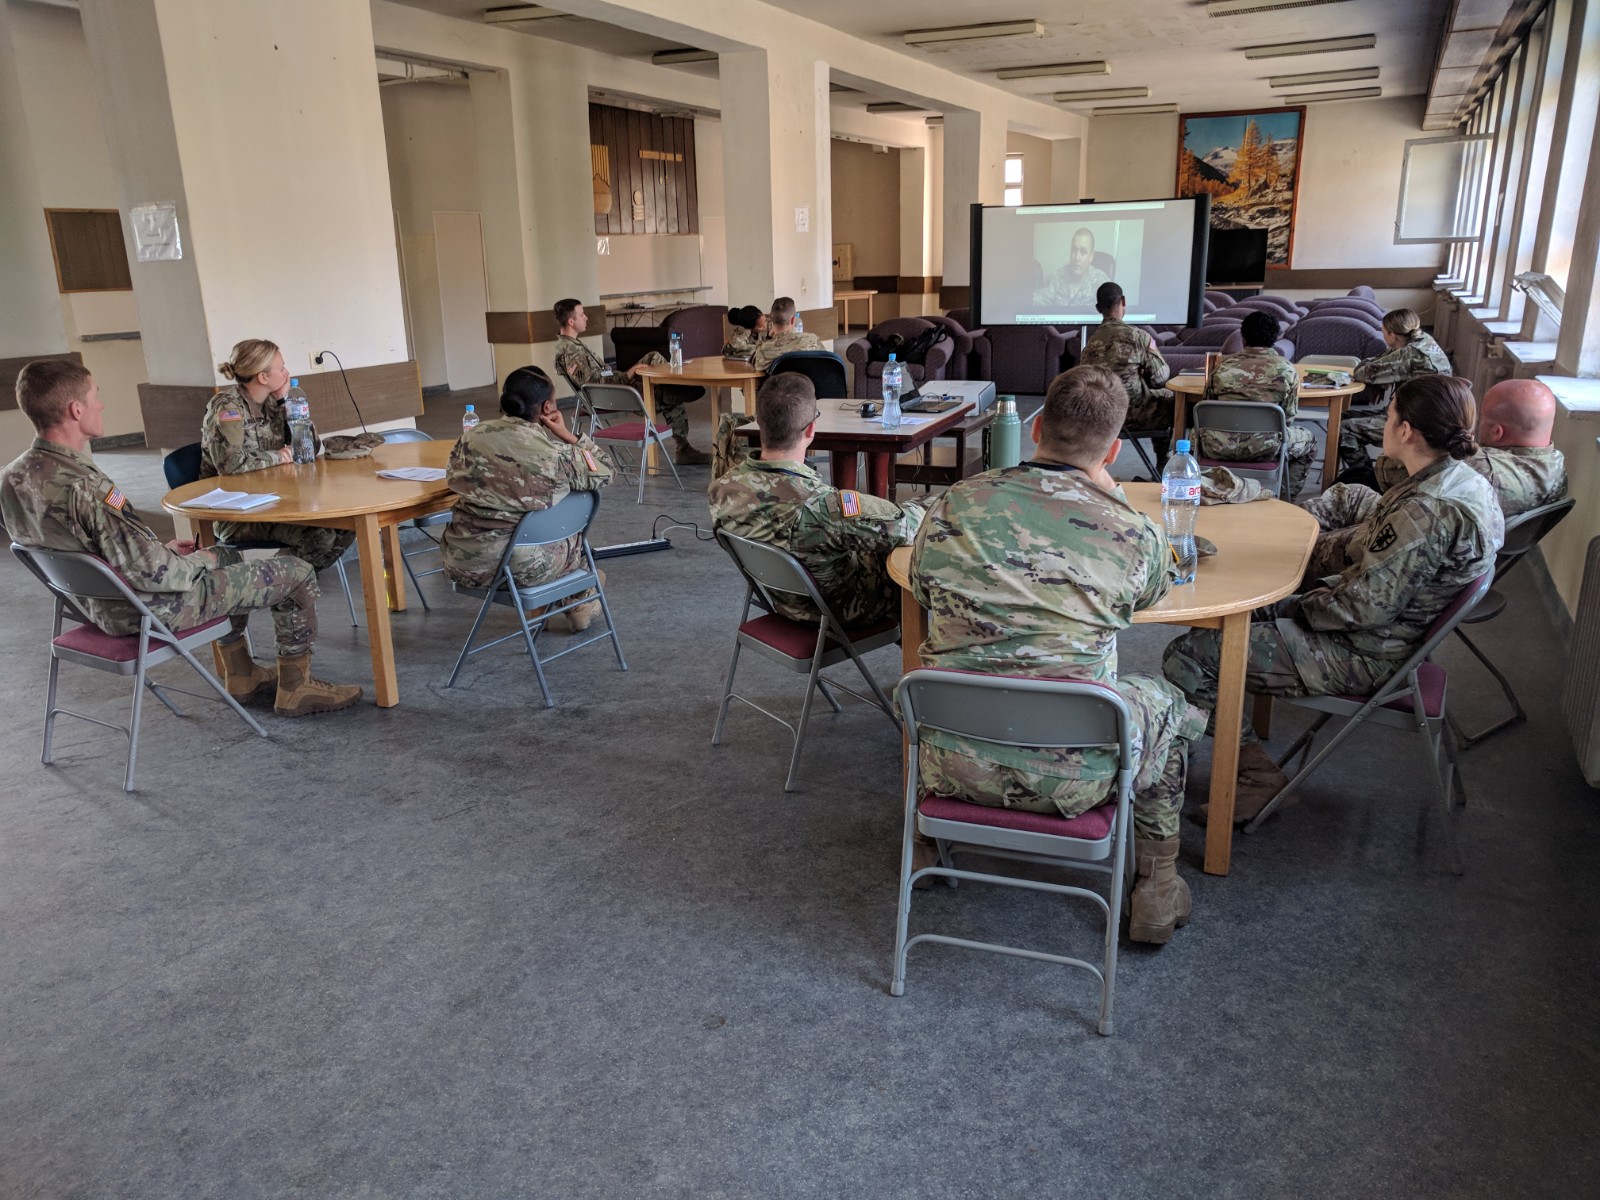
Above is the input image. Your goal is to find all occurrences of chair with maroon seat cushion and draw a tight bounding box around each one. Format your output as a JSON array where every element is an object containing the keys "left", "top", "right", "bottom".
[
  {"left": 10, "top": 542, "right": 268, "bottom": 793},
  {"left": 1245, "top": 571, "right": 1496, "bottom": 873},
  {"left": 712, "top": 530, "right": 899, "bottom": 792},
  {"left": 891, "top": 669, "right": 1137, "bottom": 1036},
  {"left": 579, "top": 382, "right": 683, "bottom": 504},
  {"left": 1191, "top": 399, "right": 1290, "bottom": 498}
]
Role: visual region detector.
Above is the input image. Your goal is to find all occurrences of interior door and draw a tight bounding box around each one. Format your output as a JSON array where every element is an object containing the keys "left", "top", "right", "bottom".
[{"left": 433, "top": 211, "right": 494, "bottom": 390}]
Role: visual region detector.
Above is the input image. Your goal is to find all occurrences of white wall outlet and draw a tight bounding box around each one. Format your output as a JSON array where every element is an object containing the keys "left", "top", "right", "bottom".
[
  {"left": 307, "top": 354, "right": 325, "bottom": 372},
  {"left": 597, "top": 236, "right": 610, "bottom": 255},
  {"left": 794, "top": 206, "right": 809, "bottom": 233}
]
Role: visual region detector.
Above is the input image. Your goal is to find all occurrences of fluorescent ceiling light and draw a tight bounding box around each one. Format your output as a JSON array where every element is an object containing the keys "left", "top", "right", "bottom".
[
  {"left": 904, "top": 20, "right": 1044, "bottom": 48},
  {"left": 1269, "top": 66, "right": 1378, "bottom": 86},
  {"left": 1092, "top": 104, "right": 1178, "bottom": 116},
  {"left": 1054, "top": 86, "right": 1150, "bottom": 102},
  {"left": 1208, "top": 0, "right": 1352, "bottom": 15},
  {"left": 652, "top": 48, "right": 717, "bottom": 65},
  {"left": 483, "top": 5, "right": 565, "bottom": 24},
  {"left": 866, "top": 101, "right": 931, "bottom": 113},
  {"left": 995, "top": 60, "right": 1108, "bottom": 79},
  {"left": 925, "top": 116, "right": 944, "bottom": 126},
  {"left": 1282, "top": 86, "right": 1382, "bottom": 102},
  {"left": 1244, "top": 34, "right": 1376, "bottom": 58}
]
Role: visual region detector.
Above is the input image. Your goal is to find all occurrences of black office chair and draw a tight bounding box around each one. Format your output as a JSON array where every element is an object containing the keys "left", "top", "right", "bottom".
[
  {"left": 767, "top": 350, "right": 850, "bottom": 399},
  {"left": 162, "top": 442, "right": 204, "bottom": 490}
]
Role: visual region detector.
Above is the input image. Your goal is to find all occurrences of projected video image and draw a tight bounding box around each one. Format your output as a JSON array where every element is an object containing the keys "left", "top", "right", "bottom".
[{"left": 1031, "top": 222, "right": 1145, "bottom": 311}]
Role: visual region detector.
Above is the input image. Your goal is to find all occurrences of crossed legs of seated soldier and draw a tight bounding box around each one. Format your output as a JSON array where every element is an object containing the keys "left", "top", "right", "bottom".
[{"left": 179, "top": 548, "right": 363, "bottom": 716}]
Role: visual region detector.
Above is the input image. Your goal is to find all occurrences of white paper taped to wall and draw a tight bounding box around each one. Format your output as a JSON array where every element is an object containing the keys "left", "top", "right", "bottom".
[{"left": 129, "top": 203, "right": 183, "bottom": 262}]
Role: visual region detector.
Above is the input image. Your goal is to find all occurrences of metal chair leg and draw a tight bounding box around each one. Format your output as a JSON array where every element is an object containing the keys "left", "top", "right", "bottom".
[
  {"left": 41, "top": 653, "right": 62, "bottom": 767},
  {"left": 124, "top": 625, "right": 153, "bottom": 792},
  {"left": 333, "top": 557, "right": 359, "bottom": 626},
  {"left": 446, "top": 586, "right": 500, "bottom": 687},
  {"left": 711, "top": 638, "right": 743, "bottom": 745},
  {"left": 783, "top": 631, "right": 831, "bottom": 792},
  {"left": 399, "top": 543, "right": 431, "bottom": 612},
  {"left": 1450, "top": 627, "right": 1526, "bottom": 746}
]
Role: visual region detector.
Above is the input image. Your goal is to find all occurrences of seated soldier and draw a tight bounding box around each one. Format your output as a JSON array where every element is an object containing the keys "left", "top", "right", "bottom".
[
  {"left": 909, "top": 365, "right": 1205, "bottom": 945},
  {"left": 1032, "top": 227, "right": 1111, "bottom": 309},
  {"left": 1201, "top": 311, "right": 1317, "bottom": 498},
  {"left": 708, "top": 372, "right": 922, "bottom": 627},
  {"left": 1078, "top": 281, "right": 1173, "bottom": 462},
  {"left": 1305, "top": 377, "right": 1566, "bottom": 580},
  {"left": 751, "top": 297, "right": 823, "bottom": 373},
  {"left": 722, "top": 305, "right": 769, "bottom": 361},
  {"left": 551, "top": 297, "right": 710, "bottom": 465},
  {"left": 1337, "top": 307, "right": 1453, "bottom": 476},
  {"left": 2, "top": 360, "right": 361, "bottom": 717},
  {"left": 1163, "top": 375, "right": 1504, "bottom": 824}
]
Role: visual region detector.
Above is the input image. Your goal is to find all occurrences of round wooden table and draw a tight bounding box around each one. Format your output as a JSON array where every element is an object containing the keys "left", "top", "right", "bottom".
[
  {"left": 632, "top": 357, "right": 765, "bottom": 470},
  {"left": 1169, "top": 363, "right": 1366, "bottom": 490},
  {"left": 162, "top": 440, "right": 455, "bottom": 709},
  {"left": 888, "top": 482, "right": 1318, "bottom": 875}
]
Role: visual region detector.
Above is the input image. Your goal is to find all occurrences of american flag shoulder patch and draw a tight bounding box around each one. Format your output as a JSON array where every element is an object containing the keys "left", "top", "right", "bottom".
[
  {"left": 103, "top": 486, "right": 127, "bottom": 512},
  {"left": 217, "top": 409, "right": 243, "bottom": 422},
  {"left": 838, "top": 490, "right": 861, "bottom": 518}
]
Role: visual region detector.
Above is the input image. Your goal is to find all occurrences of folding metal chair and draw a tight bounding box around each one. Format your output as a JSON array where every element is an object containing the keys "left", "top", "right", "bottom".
[
  {"left": 712, "top": 530, "right": 899, "bottom": 792},
  {"left": 1246, "top": 571, "right": 1495, "bottom": 874},
  {"left": 580, "top": 381, "right": 684, "bottom": 503},
  {"left": 10, "top": 542, "right": 269, "bottom": 792},
  {"left": 1191, "top": 399, "right": 1290, "bottom": 498},
  {"left": 446, "top": 490, "right": 625, "bottom": 706},
  {"left": 1121, "top": 425, "right": 1170, "bottom": 479},
  {"left": 891, "top": 669, "right": 1136, "bottom": 1037},
  {"left": 1450, "top": 497, "right": 1575, "bottom": 746}
]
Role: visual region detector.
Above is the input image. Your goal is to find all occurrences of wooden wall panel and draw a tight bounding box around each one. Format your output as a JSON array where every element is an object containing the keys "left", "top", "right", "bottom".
[{"left": 589, "top": 103, "right": 699, "bottom": 237}]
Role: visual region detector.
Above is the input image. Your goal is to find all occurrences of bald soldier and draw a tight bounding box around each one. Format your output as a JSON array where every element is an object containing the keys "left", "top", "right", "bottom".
[
  {"left": 708, "top": 372, "right": 922, "bottom": 627},
  {"left": 1, "top": 359, "right": 362, "bottom": 717},
  {"left": 909, "top": 365, "right": 1205, "bottom": 945},
  {"left": 1078, "top": 281, "right": 1174, "bottom": 462},
  {"left": 1305, "top": 378, "right": 1566, "bottom": 580}
]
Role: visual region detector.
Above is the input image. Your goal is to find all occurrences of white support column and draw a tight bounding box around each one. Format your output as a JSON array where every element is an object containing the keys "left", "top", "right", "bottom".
[{"left": 941, "top": 110, "right": 1006, "bottom": 292}]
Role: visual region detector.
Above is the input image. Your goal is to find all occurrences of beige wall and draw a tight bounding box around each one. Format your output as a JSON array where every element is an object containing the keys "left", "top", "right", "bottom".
[
  {"left": 831, "top": 139, "right": 901, "bottom": 277},
  {"left": 1084, "top": 113, "right": 1178, "bottom": 202},
  {"left": 1006, "top": 130, "right": 1053, "bottom": 205}
]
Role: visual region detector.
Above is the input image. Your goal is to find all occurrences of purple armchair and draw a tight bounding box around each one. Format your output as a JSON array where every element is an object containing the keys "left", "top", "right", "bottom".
[
  {"left": 980, "top": 325, "right": 1073, "bottom": 396},
  {"left": 1303, "top": 302, "right": 1384, "bottom": 328},
  {"left": 610, "top": 304, "right": 728, "bottom": 373},
  {"left": 924, "top": 315, "right": 981, "bottom": 381},
  {"left": 1289, "top": 316, "right": 1388, "bottom": 362},
  {"left": 845, "top": 317, "right": 953, "bottom": 399}
]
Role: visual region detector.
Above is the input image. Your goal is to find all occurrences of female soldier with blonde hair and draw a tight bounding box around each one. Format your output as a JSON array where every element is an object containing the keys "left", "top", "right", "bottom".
[{"left": 1337, "top": 308, "right": 1454, "bottom": 477}]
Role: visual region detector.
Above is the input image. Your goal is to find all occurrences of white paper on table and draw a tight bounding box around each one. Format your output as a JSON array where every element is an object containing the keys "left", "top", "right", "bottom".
[
  {"left": 180, "top": 487, "right": 279, "bottom": 511},
  {"left": 376, "top": 467, "right": 447, "bottom": 481}
]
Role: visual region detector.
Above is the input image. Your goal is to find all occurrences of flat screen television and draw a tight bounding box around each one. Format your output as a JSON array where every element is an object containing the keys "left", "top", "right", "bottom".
[
  {"left": 971, "top": 196, "right": 1210, "bottom": 327},
  {"left": 1205, "top": 228, "right": 1269, "bottom": 286}
]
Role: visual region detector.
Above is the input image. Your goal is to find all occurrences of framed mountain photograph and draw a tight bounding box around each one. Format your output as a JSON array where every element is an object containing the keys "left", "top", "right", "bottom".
[{"left": 1176, "top": 107, "right": 1306, "bottom": 269}]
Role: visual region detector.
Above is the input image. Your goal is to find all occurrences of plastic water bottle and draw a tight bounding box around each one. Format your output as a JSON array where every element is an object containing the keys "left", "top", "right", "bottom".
[
  {"left": 794, "top": 313, "right": 804, "bottom": 334},
  {"left": 462, "top": 403, "right": 480, "bottom": 434},
  {"left": 880, "top": 354, "right": 903, "bottom": 429},
  {"left": 988, "top": 395, "right": 1021, "bottom": 469},
  {"left": 285, "top": 379, "right": 315, "bottom": 464},
  {"left": 1161, "top": 439, "right": 1202, "bottom": 585},
  {"left": 669, "top": 331, "right": 684, "bottom": 369}
]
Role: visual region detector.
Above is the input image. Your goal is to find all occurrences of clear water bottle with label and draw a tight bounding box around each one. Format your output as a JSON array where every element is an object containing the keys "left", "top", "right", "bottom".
[
  {"left": 285, "top": 379, "right": 315, "bottom": 464},
  {"left": 880, "top": 354, "right": 903, "bottom": 429},
  {"left": 988, "top": 395, "right": 1021, "bottom": 469},
  {"left": 1161, "top": 439, "right": 1202, "bottom": 585},
  {"left": 462, "top": 403, "right": 480, "bottom": 434},
  {"left": 669, "top": 332, "right": 684, "bottom": 369},
  {"left": 794, "top": 313, "right": 804, "bottom": 334}
]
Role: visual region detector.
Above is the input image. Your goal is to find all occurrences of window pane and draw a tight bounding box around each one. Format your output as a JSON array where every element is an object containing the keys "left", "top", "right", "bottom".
[
  {"left": 1004, "top": 186, "right": 1023, "bottom": 206},
  {"left": 1004, "top": 156, "right": 1024, "bottom": 184},
  {"left": 1395, "top": 135, "right": 1494, "bottom": 242}
]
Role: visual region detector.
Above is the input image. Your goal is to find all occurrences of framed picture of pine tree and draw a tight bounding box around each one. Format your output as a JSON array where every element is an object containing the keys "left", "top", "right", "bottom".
[{"left": 1176, "top": 108, "right": 1306, "bottom": 269}]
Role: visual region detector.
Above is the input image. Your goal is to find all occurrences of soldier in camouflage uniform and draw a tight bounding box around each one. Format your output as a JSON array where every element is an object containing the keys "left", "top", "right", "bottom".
[
  {"left": 909, "top": 365, "right": 1205, "bottom": 945},
  {"left": 200, "top": 339, "right": 355, "bottom": 571},
  {"left": 552, "top": 298, "right": 711, "bottom": 464},
  {"left": 1164, "top": 375, "right": 1504, "bottom": 824},
  {"left": 751, "top": 297, "right": 824, "bottom": 373},
  {"left": 1078, "top": 281, "right": 1173, "bottom": 460},
  {"left": 1201, "top": 312, "right": 1318, "bottom": 497},
  {"left": 722, "top": 305, "right": 769, "bottom": 361},
  {"left": 1031, "top": 227, "right": 1111, "bottom": 310},
  {"left": 1337, "top": 309, "right": 1453, "bottom": 474},
  {"left": 441, "top": 366, "right": 613, "bottom": 631},
  {"left": 708, "top": 372, "right": 922, "bottom": 627},
  {"left": 3, "top": 360, "right": 361, "bottom": 717}
]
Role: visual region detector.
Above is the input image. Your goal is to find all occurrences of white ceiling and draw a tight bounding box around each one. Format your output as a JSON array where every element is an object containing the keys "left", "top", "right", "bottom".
[{"left": 391, "top": 0, "right": 1451, "bottom": 116}]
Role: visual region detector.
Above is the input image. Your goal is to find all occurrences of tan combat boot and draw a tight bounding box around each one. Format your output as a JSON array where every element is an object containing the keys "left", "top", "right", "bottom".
[
  {"left": 1196, "top": 741, "right": 1294, "bottom": 826},
  {"left": 673, "top": 436, "right": 711, "bottom": 465},
  {"left": 274, "top": 652, "right": 363, "bottom": 717},
  {"left": 214, "top": 638, "right": 275, "bottom": 705},
  {"left": 547, "top": 570, "right": 605, "bottom": 633},
  {"left": 1129, "top": 835, "right": 1191, "bottom": 945}
]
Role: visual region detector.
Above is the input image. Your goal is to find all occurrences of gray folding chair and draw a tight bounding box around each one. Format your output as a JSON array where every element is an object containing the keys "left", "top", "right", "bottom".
[
  {"left": 10, "top": 542, "right": 269, "bottom": 792},
  {"left": 581, "top": 381, "right": 683, "bottom": 503},
  {"left": 712, "top": 530, "right": 899, "bottom": 792},
  {"left": 1191, "top": 399, "right": 1289, "bottom": 498},
  {"left": 1450, "top": 497, "right": 1575, "bottom": 746},
  {"left": 892, "top": 669, "right": 1136, "bottom": 1037},
  {"left": 446, "top": 489, "right": 624, "bottom": 706},
  {"left": 1247, "top": 571, "right": 1495, "bottom": 874}
]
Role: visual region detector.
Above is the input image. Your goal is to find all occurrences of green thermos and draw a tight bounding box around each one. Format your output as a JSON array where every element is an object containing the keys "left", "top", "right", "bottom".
[{"left": 988, "top": 395, "right": 1022, "bottom": 470}]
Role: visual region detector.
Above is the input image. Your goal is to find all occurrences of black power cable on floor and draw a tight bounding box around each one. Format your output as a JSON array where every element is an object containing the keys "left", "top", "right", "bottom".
[{"left": 651, "top": 513, "right": 717, "bottom": 542}]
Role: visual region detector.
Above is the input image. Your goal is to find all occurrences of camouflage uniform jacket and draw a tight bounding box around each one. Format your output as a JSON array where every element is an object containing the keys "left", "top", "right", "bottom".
[
  {"left": 440, "top": 415, "right": 614, "bottom": 588},
  {"left": 708, "top": 458, "right": 923, "bottom": 626},
  {"left": 200, "top": 384, "right": 321, "bottom": 477},
  {"left": 1079, "top": 318, "right": 1171, "bottom": 410},
  {"left": 554, "top": 334, "right": 615, "bottom": 392},
  {"left": 1299, "top": 456, "right": 1503, "bottom": 659},
  {"left": 752, "top": 328, "right": 824, "bottom": 373},
  {"left": 1374, "top": 443, "right": 1567, "bottom": 519},
  {"left": 1033, "top": 264, "right": 1110, "bottom": 309},
  {"left": 1200, "top": 346, "right": 1301, "bottom": 460},
  {"left": 722, "top": 329, "right": 763, "bottom": 362},
  {"left": 1353, "top": 333, "right": 1451, "bottom": 387},
  {"left": 2, "top": 437, "right": 213, "bottom": 634}
]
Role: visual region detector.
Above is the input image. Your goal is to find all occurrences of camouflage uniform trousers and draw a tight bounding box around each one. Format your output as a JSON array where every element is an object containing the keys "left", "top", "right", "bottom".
[
  {"left": 919, "top": 674, "right": 1206, "bottom": 840},
  {"left": 1161, "top": 605, "right": 1401, "bottom": 745},
  {"left": 1200, "top": 426, "right": 1319, "bottom": 498},
  {"left": 1336, "top": 413, "right": 1387, "bottom": 475},
  {"left": 146, "top": 546, "right": 320, "bottom": 657},
  {"left": 712, "top": 411, "right": 754, "bottom": 480},
  {"left": 1300, "top": 482, "right": 1380, "bottom": 581},
  {"left": 213, "top": 519, "right": 354, "bottom": 573},
  {"left": 629, "top": 351, "right": 702, "bottom": 441},
  {"left": 1127, "top": 390, "right": 1176, "bottom": 435}
]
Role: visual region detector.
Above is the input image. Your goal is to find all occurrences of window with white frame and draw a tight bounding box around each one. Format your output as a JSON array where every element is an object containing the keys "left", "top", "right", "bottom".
[{"left": 1004, "top": 154, "right": 1024, "bottom": 206}]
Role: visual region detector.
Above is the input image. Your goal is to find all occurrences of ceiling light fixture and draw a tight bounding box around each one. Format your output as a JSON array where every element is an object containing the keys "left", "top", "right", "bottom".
[
  {"left": 904, "top": 20, "right": 1044, "bottom": 49},
  {"left": 995, "top": 60, "right": 1109, "bottom": 80},
  {"left": 1269, "top": 66, "right": 1379, "bottom": 86},
  {"left": 1092, "top": 103, "right": 1179, "bottom": 116},
  {"left": 1207, "top": 0, "right": 1352, "bottom": 16},
  {"left": 866, "top": 101, "right": 932, "bottom": 113},
  {"left": 1282, "top": 86, "right": 1383, "bottom": 102},
  {"left": 651, "top": 48, "right": 717, "bottom": 65},
  {"left": 483, "top": 4, "right": 566, "bottom": 24},
  {"left": 1053, "top": 86, "right": 1151, "bottom": 103},
  {"left": 1243, "top": 34, "right": 1376, "bottom": 59}
]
